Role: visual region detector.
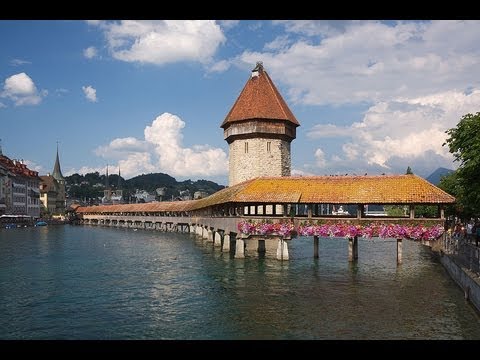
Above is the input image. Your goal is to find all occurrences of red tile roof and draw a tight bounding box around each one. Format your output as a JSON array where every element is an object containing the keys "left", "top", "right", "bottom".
[{"left": 221, "top": 64, "right": 300, "bottom": 128}]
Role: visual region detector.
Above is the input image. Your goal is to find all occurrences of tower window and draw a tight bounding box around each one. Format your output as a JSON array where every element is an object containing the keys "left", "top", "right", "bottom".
[
  {"left": 267, "top": 141, "right": 271, "bottom": 152},
  {"left": 244, "top": 142, "right": 248, "bottom": 153}
]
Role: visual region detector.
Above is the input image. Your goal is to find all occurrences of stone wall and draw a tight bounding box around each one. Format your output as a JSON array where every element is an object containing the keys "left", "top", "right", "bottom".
[
  {"left": 229, "top": 138, "right": 291, "bottom": 186},
  {"left": 439, "top": 252, "right": 480, "bottom": 313}
]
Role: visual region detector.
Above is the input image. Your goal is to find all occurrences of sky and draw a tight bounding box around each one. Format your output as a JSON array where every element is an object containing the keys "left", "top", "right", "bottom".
[{"left": 1, "top": 20, "right": 480, "bottom": 185}]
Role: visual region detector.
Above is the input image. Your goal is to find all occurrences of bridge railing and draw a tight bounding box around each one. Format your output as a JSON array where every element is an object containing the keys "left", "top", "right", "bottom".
[{"left": 442, "top": 234, "right": 480, "bottom": 275}]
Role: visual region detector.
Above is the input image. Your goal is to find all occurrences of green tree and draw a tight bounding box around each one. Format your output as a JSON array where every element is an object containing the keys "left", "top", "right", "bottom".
[
  {"left": 443, "top": 112, "right": 480, "bottom": 218},
  {"left": 405, "top": 166, "right": 413, "bottom": 174}
]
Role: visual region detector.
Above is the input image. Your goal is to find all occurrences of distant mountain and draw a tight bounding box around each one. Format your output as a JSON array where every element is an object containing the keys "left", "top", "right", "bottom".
[{"left": 426, "top": 167, "right": 454, "bottom": 185}]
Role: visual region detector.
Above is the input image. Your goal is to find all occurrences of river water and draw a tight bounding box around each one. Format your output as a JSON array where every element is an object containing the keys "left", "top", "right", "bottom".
[{"left": 1, "top": 225, "right": 479, "bottom": 339}]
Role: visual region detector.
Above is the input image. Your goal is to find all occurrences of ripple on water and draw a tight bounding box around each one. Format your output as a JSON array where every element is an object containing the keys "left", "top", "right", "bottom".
[{"left": 0, "top": 226, "right": 479, "bottom": 339}]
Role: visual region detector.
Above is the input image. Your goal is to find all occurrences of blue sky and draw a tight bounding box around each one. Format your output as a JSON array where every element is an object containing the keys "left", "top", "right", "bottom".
[{"left": 1, "top": 20, "right": 480, "bottom": 185}]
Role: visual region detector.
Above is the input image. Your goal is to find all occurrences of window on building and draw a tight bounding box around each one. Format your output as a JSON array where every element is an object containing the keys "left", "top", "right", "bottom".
[
  {"left": 267, "top": 141, "right": 271, "bottom": 152},
  {"left": 244, "top": 142, "right": 249, "bottom": 153}
]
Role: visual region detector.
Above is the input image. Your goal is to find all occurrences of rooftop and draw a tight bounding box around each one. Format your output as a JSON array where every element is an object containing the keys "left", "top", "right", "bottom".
[
  {"left": 76, "top": 174, "right": 455, "bottom": 214},
  {"left": 221, "top": 62, "right": 299, "bottom": 128}
]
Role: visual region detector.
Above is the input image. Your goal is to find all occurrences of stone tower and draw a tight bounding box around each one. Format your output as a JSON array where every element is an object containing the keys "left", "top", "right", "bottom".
[
  {"left": 221, "top": 62, "right": 300, "bottom": 186},
  {"left": 51, "top": 143, "right": 66, "bottom": 213}
]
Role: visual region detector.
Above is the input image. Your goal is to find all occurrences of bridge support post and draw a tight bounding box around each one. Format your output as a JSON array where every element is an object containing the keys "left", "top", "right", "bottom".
[
  {"left": 314, "top": 236, "right": 319, "bottom": 259},
  {"left": 397, "top": 238, "right": 403, "bottom": 264},
  {"left": 222, "top": 233, "right": 231, "bottom": 252},
  {"left": 207, "top": 229, "right": 214, "bottom": 242},
  {"left": 276, "top": 239, "right": 289, "bottom": 261},
  {"left": 349, "top": 236, "right": 358, "bottom": 262},
  {"left": 235, "top": 238, "right": 245, "bottom": 259},
  {"left": 214, "top": 231, "right": 222, "bottom": 247}
]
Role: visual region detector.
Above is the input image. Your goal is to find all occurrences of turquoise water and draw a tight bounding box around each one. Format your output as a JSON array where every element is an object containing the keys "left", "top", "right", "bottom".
[{"left": 1, "top": 225, "right": 479, "bottom": 339}]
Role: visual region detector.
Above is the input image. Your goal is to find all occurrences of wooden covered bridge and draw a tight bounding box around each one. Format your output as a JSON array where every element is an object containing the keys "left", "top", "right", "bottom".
[{"left": 75, "top": 174, "right": 455, "bottom": 262}]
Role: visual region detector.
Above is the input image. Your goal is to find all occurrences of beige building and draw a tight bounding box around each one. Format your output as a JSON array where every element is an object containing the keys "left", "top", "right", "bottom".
[{"left": 221, "top": 62, "right": 300, "bottom": 186}]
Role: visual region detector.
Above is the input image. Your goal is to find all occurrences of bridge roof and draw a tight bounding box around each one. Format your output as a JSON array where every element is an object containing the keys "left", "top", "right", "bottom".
[
  {"left": 76, "top": 200, "right": 197, "bottom": 214},
  {"left": 191, "top": 174, "right": 455, "bottom": 208},
  {"left": 221, "top": 64, "right": 299, "bottom": 128},
  {"left": 76, "top": 174, "right": 454, "bottom": 214}
]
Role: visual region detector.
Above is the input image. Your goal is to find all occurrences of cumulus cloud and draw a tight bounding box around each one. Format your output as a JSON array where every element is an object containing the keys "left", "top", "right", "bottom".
[
  {"left": 236, "top": 20, "right": 480, "bottom": 106},
  {"left": 93, "top": 112, "right": 228, "bottom": 179},
  {"left": 89, "top": 20, "right": 225, "bottom": 66},
  {"left": 82, "top": 85, "right": 97, "bottom": 102},
  {"left": 314, "top": 148, "right": 327, "bottom": 168},
  {"left": 83, "top": 46, "right": 98, "bottom": 59},
  {"left": 94, "top": 137, "right": 149, "bottom": 158},
  {"left": 10, "top": 58, "right": 31, "bottom": 66},
  {"left": 307, "top": 89, "right": 480, "bottom": 176},
  {"left": 1, "top": 72, "right": 47, "bottom": 106}
]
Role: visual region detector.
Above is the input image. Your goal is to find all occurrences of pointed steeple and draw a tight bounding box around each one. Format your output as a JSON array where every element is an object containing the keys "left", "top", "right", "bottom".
[
  {"left": 117, "top": 166, "right": 121, "bottom": 189},
  {"left": 52, "top": 142, "right": 65, "bottom": 182},
  {"left": 105, "top": 164, "right": 109, "bottom": 190}
]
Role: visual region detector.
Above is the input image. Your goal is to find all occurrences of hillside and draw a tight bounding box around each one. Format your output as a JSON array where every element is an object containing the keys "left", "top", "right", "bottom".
[{"left": 65, "top": 171, "right": 225, "bottom": 203}]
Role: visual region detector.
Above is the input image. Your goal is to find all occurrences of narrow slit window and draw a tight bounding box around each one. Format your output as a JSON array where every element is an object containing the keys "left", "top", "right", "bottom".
[
  {"left": 245, "top": 142, "right": 248, "bottom": 153},
  {"left": 267, "top": 141, "right": 271, "bottom": 152}
]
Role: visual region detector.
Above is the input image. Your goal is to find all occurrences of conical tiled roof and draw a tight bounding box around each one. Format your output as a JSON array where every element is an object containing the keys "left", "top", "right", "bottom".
[{"left": 221, "top": 62, "right": 300, "bottom": 128}]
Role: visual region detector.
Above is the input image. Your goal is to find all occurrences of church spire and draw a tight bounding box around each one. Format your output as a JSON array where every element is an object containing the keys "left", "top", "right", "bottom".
[
  {"left": 117, "top": 165, "right": 121, "bottom": 189},
  {"left": 105, "top": 164, "right": 109, "bottom": 190},
  {"left": 52, "top": 141, "right": 65, "bottom": 182}
]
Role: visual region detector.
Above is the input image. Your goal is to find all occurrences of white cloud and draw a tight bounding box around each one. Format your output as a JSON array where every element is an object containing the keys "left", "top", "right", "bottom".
[
  {"left": 314, "top": 148, "right": 327, "bottom": 168},
  {"left": 93, "top": 112, "right": 228, "bottom": 179},
  {"left": 1, "top": 72, "right": 46, "bottom": 106},
  {"left": 291, "top": 168, "right": 316, "bottom": 176},
  {"left": 23, "top": 160, "right": 45, "bottom": 174},
  {"left": 236, "top": 20, "right": 480, "bottom": 106},
  {"left": 82, "top": 85, "right": 97, "bottom": 102},
  {"left": 0, "top": 102, "right": 6, "bottom": 108},
  {"left": 307, "top": 89, "right": 480, "bottom": 176},
  {"left": 95, "top": 137, "right": 149, "bottom": 158},
  {"left": 208, "top": 60, "right": 231, "bottom": 73},
  {"left": 83, "top": 46, "right": 98, "bottom": 59},
  {"left": 55, "top": 88, "right": 69, "bottom": 96},
  {"left": 10, "top": 58, "right": 31, "bottom": 66},
  {"left": 89, "top": 20, "right": 225, "bottom": 66},
  {"left": 65, "top": 165, "right": 106, "bottom": 177}
]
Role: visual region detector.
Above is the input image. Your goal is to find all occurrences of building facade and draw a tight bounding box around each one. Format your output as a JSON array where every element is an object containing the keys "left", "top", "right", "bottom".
[
  {"left": 0, "top": 152, "right": 40, "bottom": 218},
  {"left": 221, "top": 62, "right": 300, "bottom": 186}
]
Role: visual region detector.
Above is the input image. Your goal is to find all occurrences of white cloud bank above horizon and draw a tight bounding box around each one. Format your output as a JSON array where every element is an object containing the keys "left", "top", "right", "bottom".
[
  {"left": 68, "top": 112, "right": 228, "bottom": 179},
  {"left": 306, "top": 89, "right": 480, "bottom": 176},
  {"left": 88, "top": 20, "right": 225, "bottom": 66},
  {"left": 1, "top": 72, "right": 47, "bottom": 106}
]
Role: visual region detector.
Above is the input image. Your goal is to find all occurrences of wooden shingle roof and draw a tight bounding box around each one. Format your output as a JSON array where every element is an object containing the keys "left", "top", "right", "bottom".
[
  {"left": 221, "top": 63, "right": 300, "bottom": 128},
  {"left": 77, "top": 175, "right": 455, "bottom": 214}
]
